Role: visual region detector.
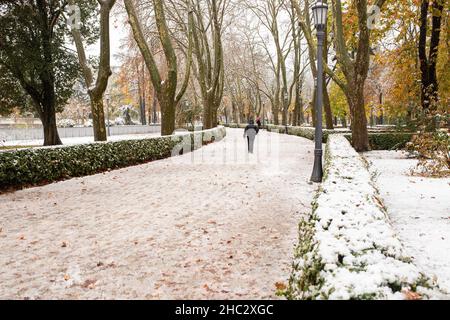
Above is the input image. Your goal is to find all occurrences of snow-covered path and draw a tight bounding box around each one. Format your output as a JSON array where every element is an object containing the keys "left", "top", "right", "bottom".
[{"left": 0, "top": 128, "right": 315, "bottom": 299}]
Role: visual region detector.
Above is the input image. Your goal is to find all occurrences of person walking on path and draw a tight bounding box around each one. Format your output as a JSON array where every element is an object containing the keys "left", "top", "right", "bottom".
[
  {"left": 243, "top": 119, "right": 259, "bottom": 153},
  {"left": 256, "top": 116, "right": 262, "bottom": 128}
]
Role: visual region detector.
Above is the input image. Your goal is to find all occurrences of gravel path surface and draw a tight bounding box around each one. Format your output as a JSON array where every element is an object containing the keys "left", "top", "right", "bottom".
[{"left": 0, "top": 128, "right": 315, "bottom": 299}]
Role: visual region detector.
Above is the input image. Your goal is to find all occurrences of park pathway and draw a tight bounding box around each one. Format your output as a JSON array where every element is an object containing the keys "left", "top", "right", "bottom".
[{"left": 0, "top": 128, "right": 315, "bottom": 299}]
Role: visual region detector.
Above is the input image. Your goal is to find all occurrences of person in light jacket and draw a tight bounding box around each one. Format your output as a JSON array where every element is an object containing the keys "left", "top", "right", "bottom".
[{"left": 243, "top": 119, "right": 259, "bottom": 153}]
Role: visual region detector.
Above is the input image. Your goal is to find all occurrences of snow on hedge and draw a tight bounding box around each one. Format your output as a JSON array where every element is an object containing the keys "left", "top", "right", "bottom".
[{"left": 287, "top": 135, "right": 438, "bottom": 300}]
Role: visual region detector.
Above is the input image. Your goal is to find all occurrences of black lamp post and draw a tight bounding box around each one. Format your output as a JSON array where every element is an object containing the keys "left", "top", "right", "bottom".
[{"left": 310, "top": 1, "right": 328, "bottom": 183}]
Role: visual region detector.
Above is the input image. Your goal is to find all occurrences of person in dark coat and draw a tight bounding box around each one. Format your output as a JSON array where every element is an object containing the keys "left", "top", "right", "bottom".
[
  {"left": 256, "top": 116, "right": 262, "bottom": 128},
  {"left": 243, "top": 119, "right": 259, "bottom": 153}
]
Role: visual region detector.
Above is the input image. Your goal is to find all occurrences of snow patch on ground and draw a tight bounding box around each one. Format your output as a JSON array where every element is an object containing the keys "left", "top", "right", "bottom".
[
  {"left": 288, "top": 135, "right": 440, "bottom": 300},
  {"left": 365, "top": 150, "right": 450, "bottom": 296}
]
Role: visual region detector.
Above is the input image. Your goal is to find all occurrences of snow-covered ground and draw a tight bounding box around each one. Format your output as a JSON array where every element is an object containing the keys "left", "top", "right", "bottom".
[
  {"left": 0, "top": 128, "right": 316, "bottom": 299},
  {"left": 1, "top": 132, "right": 161, "bottom": 148},
  {"left": 366, "top": 151, "right": 450, "bottom": 296}
]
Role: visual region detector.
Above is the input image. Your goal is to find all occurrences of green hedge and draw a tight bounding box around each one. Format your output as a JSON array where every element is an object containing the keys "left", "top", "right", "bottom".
[
  {"left": 263, "top": 124, "right": 413, "bottom": 150},
  {"left": 0, "top": 127, "right": 226, "bottom": 191},
  {"left": 344, "top": 132, "right": 413, "bottom": 150},
  {"left": 223, "top": 123, "right": 247, "bottom": 129},
  {"left": 265, "top": 124, "right": 344, "bottom": 143}
]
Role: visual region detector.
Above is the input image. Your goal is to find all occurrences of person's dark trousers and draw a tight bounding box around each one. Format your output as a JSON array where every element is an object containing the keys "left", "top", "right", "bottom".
[{"left": 247, "top": 136, "right": 255, "bottom": 153}]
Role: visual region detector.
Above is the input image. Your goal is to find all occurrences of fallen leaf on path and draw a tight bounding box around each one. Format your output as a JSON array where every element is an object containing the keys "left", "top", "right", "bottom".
[
  {"left": 275, "top": 282, "right": 287, "bottom": 290},
  {"left": 403, "top": 290, "right": 421, "bottom": 300},
  {"left": 81, "top": 279, "right": 97, "bottom": 289},
  {"left": 203, "top": 284, "right": 214, "bottom": 292}
]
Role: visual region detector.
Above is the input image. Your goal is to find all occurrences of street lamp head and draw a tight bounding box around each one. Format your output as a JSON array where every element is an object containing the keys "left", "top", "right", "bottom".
[{"left": 312, "top": 1, "right": 328, "bottom": 31}]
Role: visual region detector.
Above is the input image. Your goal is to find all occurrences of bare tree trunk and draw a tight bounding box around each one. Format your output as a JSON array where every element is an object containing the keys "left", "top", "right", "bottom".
[
  {"left": 152, "top": 93, "right": 158, "bottom": 124},
  {"left": 138, "top": 60, "right": 147, "bottom": 125},
  {"left": 160, "top": 95, "right": 175, "bottom": 135},
  {"left": 273, "top": 98, "right": 280, "bottom": 125},
  {"left": 419, "top": 0, "right": 443, "bottom": 124},
  {"left": 69, "top": 0, "right": 116, "bottom": 141},
  {"left": 281, "top": 88, "right": 288, "bottom": 126},
  {"left": 323, "top": 77, "right": 334, "bottom": 129},
  {"left": 341, "top": 115, "right": 347, "bottom": 128},
  {"left": 39, "top": 67, "right": 62, "bottom": 146},
  {"left": 40, "top": 101, "right": 62, "bottom": 146},
  {"left": 347, "top": 82, "right": 369, "bottom": 151},
  {"left": 89, "top": 93, "right": 107, "bottom": 141},
  {"left": 322, "top": 23, "right": 334, "bottom": 130},
  {"left": 191, "top": 0, "right": 224, "bottom": 129},
  {"left": 124, "top": 0, "right": 192, "bottom": 135},
  {"left": 35, "top": 3, "right": 62, "bottom": 146}
]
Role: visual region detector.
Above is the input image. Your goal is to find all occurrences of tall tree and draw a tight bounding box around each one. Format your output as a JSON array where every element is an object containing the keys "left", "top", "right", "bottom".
[
  {"left": 418, "top": 0, "right": 445, "bottom": 117},
  {"left": 189, "top": 0, "right": 226, "bottom": 129},
  {"left": 69, "top": 0, "right": 116, "bottom": 141},
  {"left": 318, "top": 0, "right": 388, "bottom": 151},
  {"left": 124, "top": 0, "right": 193, "bottom": 135},
  {"left": 288, "top": 0, "right": 308, "bottom": 126},
  {"left": 246, "top": 0, "right": 292, "bottom": 125},
  {"left": 0, "top": 0, "right": 83, "bottom": 145}
]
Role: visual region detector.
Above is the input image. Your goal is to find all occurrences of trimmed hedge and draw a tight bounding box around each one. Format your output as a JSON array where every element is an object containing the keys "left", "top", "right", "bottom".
[
  {"left": 0, "top": 126, "right": 226, "bottom": 191},
  {"left": 346, "top": 132, "right": 414, "bottom": 150},
  {"left": 285, "top": 135, "right": 436, "bottom": 300},
  {"left": 262, "top": 124, "right": 413, "bottom": 150},
  {"left": 265, "top": 124, "right": 348, "bottom": 143},
  {"left": 223, "top": 123, "right": 247, "bottom": 129}
]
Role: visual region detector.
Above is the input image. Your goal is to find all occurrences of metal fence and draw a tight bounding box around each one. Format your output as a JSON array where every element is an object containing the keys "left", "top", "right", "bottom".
[{"left": 0, "top": 125, "right": 161, "bottom": 142}]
